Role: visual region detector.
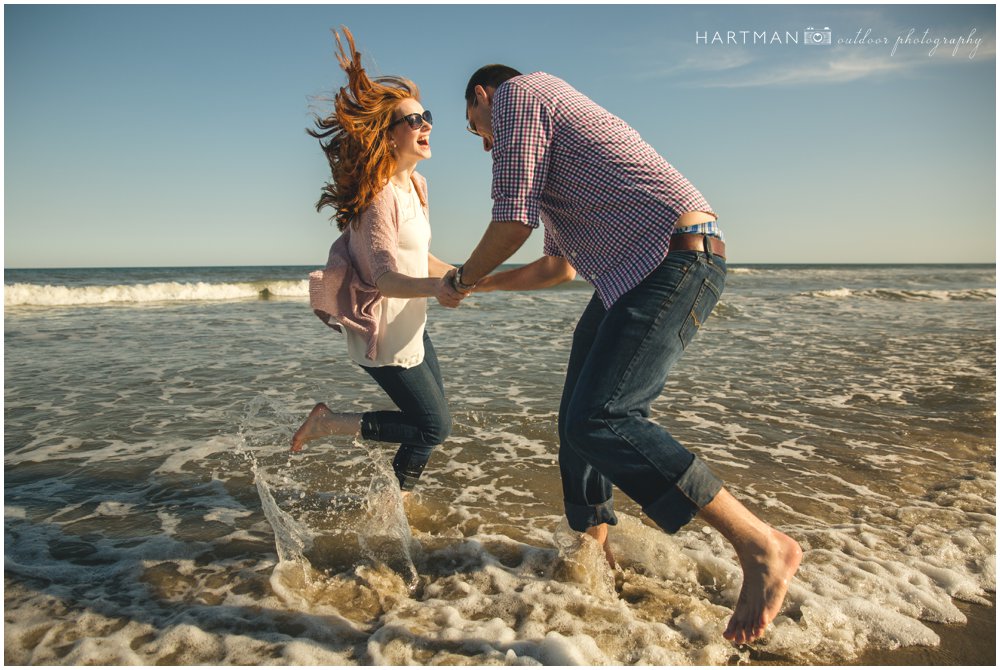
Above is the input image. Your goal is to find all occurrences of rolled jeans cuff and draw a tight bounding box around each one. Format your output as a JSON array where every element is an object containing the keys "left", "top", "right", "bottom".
[
  {"left": 642, "top": 456, "right": 723, "bottom": 534},
  {"left": 564, "top": 498, "right": 619, "bottom": 533},
  {"left": 360, "top": 413, "right": 380, "bottom": 441},
  {"left": 361, "top": 414, "right": 434, "bottom": 491},
  {"left": 392, "top": 446, "right": 433, "bottom": 491}
]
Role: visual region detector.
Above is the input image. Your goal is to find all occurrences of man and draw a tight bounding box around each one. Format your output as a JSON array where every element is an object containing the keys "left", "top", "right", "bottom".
[{"left": 445, "top": 65, "right": 801, "bottom": 645}]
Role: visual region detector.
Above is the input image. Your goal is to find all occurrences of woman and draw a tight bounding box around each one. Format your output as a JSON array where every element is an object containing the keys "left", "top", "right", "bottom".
[{"left": 292, "top": 27, "right": 456, "bottom": 495}]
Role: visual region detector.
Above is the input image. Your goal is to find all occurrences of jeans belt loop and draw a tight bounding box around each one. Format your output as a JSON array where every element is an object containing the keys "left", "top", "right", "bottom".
[{"left": 703, "top": 233, "right": 714, "bottom": 264}]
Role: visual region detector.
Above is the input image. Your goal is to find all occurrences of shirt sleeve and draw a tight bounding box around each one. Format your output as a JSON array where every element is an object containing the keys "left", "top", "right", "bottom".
[
  {"left": 490, "top": 81, "right": 553, "bottom": 229},
  {"left": 542, "top": 225, "right": 564, "bottom": 258},
  {"left": 355, "top": 188, "right": 399, "bottom": 282}
]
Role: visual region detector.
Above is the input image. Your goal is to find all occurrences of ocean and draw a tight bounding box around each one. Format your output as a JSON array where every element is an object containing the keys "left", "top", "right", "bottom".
[{"left": 3, "top": 263, "right": 995, "bottom": 665}]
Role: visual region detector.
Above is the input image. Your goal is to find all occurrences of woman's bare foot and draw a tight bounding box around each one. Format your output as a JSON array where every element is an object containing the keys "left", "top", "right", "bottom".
[
  {"left": 585, "top": 523, "right": 617, "bottom": 569},
  {"left": 723, "top": 528, "right": 802, "bottom": 644},
  {"left": 290, "top": 403, "right": 361, "bottom": 452}
]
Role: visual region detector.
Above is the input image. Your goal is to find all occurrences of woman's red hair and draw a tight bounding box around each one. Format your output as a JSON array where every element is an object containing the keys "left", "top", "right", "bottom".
[{"left": 309, "top": 27, "right": 420, "bottom": 231}]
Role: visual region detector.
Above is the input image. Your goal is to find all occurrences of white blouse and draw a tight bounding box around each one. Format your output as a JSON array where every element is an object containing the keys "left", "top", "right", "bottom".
[{"left": 345, "top": 181, "right": 430, "bottom": 368}]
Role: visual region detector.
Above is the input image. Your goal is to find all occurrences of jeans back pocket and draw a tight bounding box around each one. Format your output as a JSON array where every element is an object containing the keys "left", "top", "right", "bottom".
[{"left": 678, "top": 272, "right": 723, "bottom": 348}]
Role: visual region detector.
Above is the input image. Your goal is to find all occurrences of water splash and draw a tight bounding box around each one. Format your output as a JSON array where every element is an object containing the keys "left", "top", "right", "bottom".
[{"left": 238, "top": 396, "right": 419, "bottom": 597}]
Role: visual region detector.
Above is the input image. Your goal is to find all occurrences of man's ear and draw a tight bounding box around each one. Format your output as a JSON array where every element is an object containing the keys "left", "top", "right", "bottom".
[{"left": 475, "top": 84, "right": 492, "bottom": 105}]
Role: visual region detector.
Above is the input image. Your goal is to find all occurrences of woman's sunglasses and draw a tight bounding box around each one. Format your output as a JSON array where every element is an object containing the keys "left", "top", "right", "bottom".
[{"left": 388, "top": 110, "right": 433, "bottom": 130}]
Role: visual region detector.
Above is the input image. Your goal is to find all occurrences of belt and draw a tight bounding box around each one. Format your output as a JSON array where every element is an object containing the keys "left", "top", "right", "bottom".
[{"left": 669, "top": 232, "right": 726, "bottom": 260}]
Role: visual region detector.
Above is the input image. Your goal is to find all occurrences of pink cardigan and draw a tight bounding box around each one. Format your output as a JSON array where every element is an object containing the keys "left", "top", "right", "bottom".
[{"left": 309, "top": 173, "right": 430, "bottom": 361}]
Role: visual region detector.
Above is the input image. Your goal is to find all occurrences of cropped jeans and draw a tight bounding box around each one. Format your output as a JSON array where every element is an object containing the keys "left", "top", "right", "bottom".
[
  {"left": 559, "top": 247, "right": 727, "bottom": 534},
  {"left": 359, "top": 331, "right": 451, "bottom": 491}
]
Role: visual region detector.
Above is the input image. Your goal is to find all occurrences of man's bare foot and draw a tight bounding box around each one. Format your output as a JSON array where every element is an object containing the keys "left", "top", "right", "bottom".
[
  {"left": 290, "top": 403, "right": 361, "bottom": 452},
  {"left": 585, "top": 523, "right": 617, "bottom": 569},
  {"left": 696, "top": 488, "right": 802, "bottom": 644},
  {"left": 722, "top": 528, "right": 802, "bottom": 644}
]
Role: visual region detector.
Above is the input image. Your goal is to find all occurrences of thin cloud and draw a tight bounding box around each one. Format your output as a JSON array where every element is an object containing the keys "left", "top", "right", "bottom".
[
  {"left": 684, "top": 38, "right": 994, "bottom": 89},
  {"left": 694, "top": 53, "right": 911, "bottom": 88},
  {"left": 628, "top": 50, "right": 755, "bottom": 80}
]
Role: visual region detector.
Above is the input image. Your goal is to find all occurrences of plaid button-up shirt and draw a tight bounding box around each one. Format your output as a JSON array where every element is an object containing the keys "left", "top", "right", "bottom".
[{"left": 490, "top": 72, "right": 718, "bottom": 307}]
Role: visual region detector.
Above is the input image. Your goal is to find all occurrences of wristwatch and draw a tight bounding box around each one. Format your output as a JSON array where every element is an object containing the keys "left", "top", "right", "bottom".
[{"left": 452, "top": 265, "right": 476, "bottom": 293}]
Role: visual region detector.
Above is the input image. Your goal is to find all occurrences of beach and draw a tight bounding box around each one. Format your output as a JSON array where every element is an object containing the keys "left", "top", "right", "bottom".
[
  {"left": 854, "top": 595, "right": 995, "bottom": 665},
  {"left": 4, "top": 263, "right": 995, "bottom": 665}
]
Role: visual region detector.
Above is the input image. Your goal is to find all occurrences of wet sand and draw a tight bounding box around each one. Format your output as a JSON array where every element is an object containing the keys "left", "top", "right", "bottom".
[
  {"left": 852, "top": 596, "right": 995, "bottom": 666},
  {"left": 747, "top": 595, "right": 995, "bottom": 666}
]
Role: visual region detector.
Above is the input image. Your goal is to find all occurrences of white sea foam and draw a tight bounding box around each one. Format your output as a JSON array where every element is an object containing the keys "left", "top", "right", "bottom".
[
  {"left": 803, "top": 287, "right": 996, "bottom": 301},
  {"left": 4, "top": 279, "right": 310, "bottom": 307},
  {"left": 3, "top": 421, "right": 994, "bottom": 666},
  {"left": 5, "top": 506, "right": 27, "bottom": 519}
]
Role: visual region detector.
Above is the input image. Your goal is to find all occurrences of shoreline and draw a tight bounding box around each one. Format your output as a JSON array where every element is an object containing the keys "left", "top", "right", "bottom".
[
  {"left": 749, "top": 594, "right": 995, "bottom": 665},
  {"left": 851, "top": 595, "right": 996, "bottom": 666}
]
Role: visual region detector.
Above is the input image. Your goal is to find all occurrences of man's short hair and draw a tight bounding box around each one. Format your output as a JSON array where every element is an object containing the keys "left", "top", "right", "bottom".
[{"left": 465, "top": 65, "right": 523, "bottom": 104}]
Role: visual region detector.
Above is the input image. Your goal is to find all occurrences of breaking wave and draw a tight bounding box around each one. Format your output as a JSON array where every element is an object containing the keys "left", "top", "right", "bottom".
[
  {"left": 801, "top": 287, "right": 996, "bottom": 302},
  {"left": 4, "top": 280, "right": 310, "bottom": 307}
]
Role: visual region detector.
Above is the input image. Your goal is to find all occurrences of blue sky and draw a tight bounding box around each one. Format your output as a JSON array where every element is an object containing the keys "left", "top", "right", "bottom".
[{"left": 3, "top": 2, "right": 996, "bottom": 268}]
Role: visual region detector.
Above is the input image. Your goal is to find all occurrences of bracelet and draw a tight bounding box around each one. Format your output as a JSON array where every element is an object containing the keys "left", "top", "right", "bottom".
[{"left": 452, "top": 265, "right": 476, "bottom": 293}]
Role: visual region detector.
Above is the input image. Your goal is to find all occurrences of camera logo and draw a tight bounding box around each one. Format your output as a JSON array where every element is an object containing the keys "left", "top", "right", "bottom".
[{"left": 803, "top": 26, "right": 832, "bottom": 45}]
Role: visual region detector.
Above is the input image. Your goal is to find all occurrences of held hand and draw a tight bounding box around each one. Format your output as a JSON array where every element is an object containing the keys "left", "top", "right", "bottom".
[
  {"left": 435, "top": 272, "right": 466, "bottom": 308},
  {"left": 447, "top": 269, "right": 475, "bottom": 303}
]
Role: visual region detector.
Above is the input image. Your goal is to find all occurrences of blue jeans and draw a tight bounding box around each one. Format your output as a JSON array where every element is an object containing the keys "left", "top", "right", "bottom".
[
  {"left": 559, "top": 248, "right": 726, "bottom": 533},
  {"left": 359, "top": 331, "right": 451, "bottom": 491}
]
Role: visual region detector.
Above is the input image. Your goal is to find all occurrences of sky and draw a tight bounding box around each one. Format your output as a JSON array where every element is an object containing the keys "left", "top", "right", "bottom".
[{"left": 3, "top": 2, "right": 996, "bottom": 268}]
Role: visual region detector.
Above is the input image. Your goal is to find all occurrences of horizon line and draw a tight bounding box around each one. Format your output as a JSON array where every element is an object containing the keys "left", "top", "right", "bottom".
[{"left": 5, "top": 261, "right": 997, "bottom": 272}]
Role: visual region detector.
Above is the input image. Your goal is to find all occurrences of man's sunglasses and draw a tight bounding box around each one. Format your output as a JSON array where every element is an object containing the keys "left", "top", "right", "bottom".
[{"left": 388, "top": 110, "right": 433, "bottom": 130}]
